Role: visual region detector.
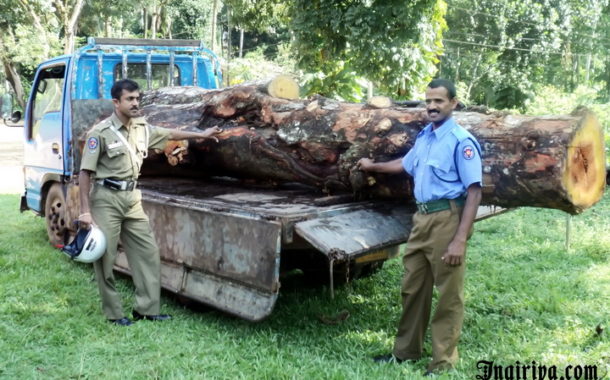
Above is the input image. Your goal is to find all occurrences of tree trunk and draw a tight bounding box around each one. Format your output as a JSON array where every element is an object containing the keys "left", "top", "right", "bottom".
[
  {"left": 138, "top": 84, "right": 606, "bottom": 215},
  {"left": 210, "top": 0, "right": 219, "bottom": 52},
  {"left": 63, "top": 0, "right": 85, "bottom": 54},
  {"left": 1, "top": 58, "right": 25, "bottom": 110},
  {"left": 239, "top": 28, "right": 244, "bottom": 58},
  {"left": 143, "top": 8, "right": 148, "bottom": 39},
  {"left": 151, "top": 4, "right": 159, "bottom": 39},
  {"left": 104, "top": 17, "right": 112, "bottom": 37},
  {"left": 165, "top": 10, "right": 172, "bottom": 39}
]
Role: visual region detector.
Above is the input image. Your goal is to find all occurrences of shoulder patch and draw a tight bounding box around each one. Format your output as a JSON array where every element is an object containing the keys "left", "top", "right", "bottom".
[
  {"left": 87, "top": 137, "right": 99, "bottom": 151},
  {"left": 462, "top": 145, "right": 475, "bottom": 160}
]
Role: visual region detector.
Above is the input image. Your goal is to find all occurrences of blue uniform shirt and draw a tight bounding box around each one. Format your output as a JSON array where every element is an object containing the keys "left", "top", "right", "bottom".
[{"left": 401, "top": 117, "right": 482, "bottom": 203}]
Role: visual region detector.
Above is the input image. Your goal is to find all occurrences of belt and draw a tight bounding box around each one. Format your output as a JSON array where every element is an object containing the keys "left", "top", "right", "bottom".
[
  {"left": 96, "top": 178, "right": 137, "bottom": 191},
  {"left": 416, "top": 197, "right": 465, "bottom": 214}
]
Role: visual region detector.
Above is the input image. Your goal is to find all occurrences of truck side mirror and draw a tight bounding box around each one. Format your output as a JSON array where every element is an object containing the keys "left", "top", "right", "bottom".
[{"left": 10, "top": 110, "right": 21, "bottom": 123}]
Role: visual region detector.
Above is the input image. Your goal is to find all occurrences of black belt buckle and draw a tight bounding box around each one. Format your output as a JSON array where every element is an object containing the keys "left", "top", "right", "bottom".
[
  {"left": 103, "top": 178, "right": 122, "bottom": 190},
  {"left": 101, "top": 178, "right": 136, "bottom": 191}
]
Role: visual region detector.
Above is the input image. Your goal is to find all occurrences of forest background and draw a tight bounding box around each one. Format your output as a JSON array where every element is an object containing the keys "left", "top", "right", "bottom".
[{"left": 0, "top": 0, "right": 609, "bottom": 154}]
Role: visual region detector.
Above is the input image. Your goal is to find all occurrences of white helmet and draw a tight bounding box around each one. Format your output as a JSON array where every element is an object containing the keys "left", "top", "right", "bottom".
[{"left": 62, "top": 226, "right": 107, "bottom": 263}]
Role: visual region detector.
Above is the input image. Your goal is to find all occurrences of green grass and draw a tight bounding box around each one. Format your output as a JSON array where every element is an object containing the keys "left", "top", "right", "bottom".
[{"left": 1, "top": 193, "right": 609, "bottom": 379}]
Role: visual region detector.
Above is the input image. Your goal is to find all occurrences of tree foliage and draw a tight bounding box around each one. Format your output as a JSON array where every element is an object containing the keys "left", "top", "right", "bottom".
[
  {"left": 3, "top": 0, "right": 610, "bottom": 111},
  {"left": 0, "top": 0, "right": 63, "bottom": 107},
  {"left": 223, "top": 0, "right": 288, "bottom": 32},
  {"left": 440, "top": 0, "right": 610, "bottom": 109},
  {"left": 167, "top": 0, "right": 215, "bottom": 41},
  {"left": 289, "top": 0, "right": 446, "bottom": 101},
  {"left": 78, "top": 2, "right": 140, "bottom": 38}
]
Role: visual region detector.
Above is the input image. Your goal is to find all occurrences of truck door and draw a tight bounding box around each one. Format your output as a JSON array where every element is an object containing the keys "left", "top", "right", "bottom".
[{"left": 23, "top": 61, "right": 68, "bottom": 211}]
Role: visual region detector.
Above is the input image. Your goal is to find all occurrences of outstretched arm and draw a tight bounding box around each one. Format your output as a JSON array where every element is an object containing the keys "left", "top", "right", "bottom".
[
  {"left": 168, "top": 126, "right": 222, "bottom": 142},
  {"left": 357, "top": 157, "right": 405, "bottom": 174}
]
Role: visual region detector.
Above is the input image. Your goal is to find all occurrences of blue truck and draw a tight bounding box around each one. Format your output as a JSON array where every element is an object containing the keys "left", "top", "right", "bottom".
[
  {"left": 21, "top": 38, "right": 476, "bottom": 321},
  {"left": 21, "top": 37, "right": 221, "bottom": 216}
]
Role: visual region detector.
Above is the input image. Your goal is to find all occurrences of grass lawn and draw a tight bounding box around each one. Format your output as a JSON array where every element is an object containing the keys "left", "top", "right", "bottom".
[{"left": 0, "top": 192, "right": 608, "bottom": 379}]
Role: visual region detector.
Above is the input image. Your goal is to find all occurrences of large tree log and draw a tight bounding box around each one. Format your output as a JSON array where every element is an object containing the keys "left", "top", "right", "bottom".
[{"left": 137, "top": 84, "right": 606, "bottom": 214}]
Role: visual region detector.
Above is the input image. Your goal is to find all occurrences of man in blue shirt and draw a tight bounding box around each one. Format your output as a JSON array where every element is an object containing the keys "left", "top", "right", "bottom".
[{"left": 358, "top": 79, "right": 482, "bottom": 374}]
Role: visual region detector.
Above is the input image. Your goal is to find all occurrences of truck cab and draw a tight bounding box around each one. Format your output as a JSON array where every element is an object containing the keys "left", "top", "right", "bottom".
[{"left": 21, "top": 37, "right": 221, "bottom": 243}]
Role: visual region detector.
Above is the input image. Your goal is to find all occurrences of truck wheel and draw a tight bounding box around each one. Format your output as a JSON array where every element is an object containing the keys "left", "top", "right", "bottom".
[{"left": 45, "top": 183, "right": 68, "bottom": 246}]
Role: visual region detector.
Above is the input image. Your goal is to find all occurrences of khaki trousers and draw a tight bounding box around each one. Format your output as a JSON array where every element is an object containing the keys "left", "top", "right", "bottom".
[
  {"left": 392, "top": 203, "right": 470, "bottom": 371},
  {"left": 90, "top": 186, "right": 161, "bottom": 320}
]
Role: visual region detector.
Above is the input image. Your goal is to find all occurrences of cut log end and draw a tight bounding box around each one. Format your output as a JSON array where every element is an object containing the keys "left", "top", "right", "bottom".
[
  {"left": 563, "top": 111, "right": 606, "bottom": 213},
  {"left": 366, "top": 96, "right": 392, "bottom": 109},
  {"left": 267, "top": 75, "right": 300, "bottom": 99}
]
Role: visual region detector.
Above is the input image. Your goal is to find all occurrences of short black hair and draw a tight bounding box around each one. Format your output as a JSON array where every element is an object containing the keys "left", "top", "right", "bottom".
[
  {"left": 111, "top": 79, "right": 140, "bottom": 100},
  {"left": 427, "top": 78, "right": 456, "bottom": 99}
]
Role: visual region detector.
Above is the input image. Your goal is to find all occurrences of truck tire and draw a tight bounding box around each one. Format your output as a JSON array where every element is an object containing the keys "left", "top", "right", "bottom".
[{"left": 45, "top": 183, "right": 69, "bottom": 247}]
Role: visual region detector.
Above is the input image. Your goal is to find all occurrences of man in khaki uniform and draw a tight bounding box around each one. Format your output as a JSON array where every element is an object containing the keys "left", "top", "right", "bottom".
[
  {"left": 79, "top": 79, "right": 221, "bottom": 326},
  {"left": 359, "top": 79, "right": 482, "bottom": 375}
]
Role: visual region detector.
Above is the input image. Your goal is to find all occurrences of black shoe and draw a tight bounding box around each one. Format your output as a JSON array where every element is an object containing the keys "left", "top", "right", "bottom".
[
  {"left": 108, "top": 317, "right": 133, "bottom": 326},
  {"left": 132, "top": 310, "right": 172, "bottom": 321},
  {"left": 373, "top": 353, "right": 405, "bottom": 364}
]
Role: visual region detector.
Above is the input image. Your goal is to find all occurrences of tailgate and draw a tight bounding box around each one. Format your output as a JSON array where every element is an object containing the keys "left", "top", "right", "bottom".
[{"left": 294, "top": 204, "right": 413, "bottom": 261}]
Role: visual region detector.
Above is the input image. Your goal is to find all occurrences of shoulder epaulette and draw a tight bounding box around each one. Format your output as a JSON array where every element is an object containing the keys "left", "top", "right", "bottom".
[
  {"left": 450, "top": 126, "right": 470, "bottom": 142},
  {"left": 92, "top": 117, "right": 115, "bottom": 132}
]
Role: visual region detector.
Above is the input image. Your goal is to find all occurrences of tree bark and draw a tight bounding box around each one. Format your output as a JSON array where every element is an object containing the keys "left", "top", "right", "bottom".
[
  {"left": 1, "top": 56, "right": 25, "bottom": 110},
  {"left": 210, "top": 0, "right": 219, "bottom": 52},
  {"left": 151, "top": 3, "right": 159, "bottom": 39},
  {"left": 138, "top": 84, "right": 606, "bottom": 214},
  {"left": 143, "top": 8, "right": 148, "bottom": 39},
  {"left": 64, "top": 0, "right": 85, "bottom": 54}
]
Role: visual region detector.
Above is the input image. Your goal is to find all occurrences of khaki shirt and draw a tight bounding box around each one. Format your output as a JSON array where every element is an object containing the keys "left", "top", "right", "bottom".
[{"left": 80, "top": 113, "right": 170, "bottom": 180}]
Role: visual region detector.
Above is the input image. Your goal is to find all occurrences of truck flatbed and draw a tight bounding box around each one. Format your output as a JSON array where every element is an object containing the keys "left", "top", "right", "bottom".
[{"left": 112, "top": 177, "right": 414, "bottom": 321}]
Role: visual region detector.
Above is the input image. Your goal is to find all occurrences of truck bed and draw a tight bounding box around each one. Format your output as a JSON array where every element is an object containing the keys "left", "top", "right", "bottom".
[
  {"left": 137, "top": 176, "right": 415, "bottom": 243},
  {"left": 114, "top": 176, "right": 504, "bottom": 321},
  {"left": 112, "top": 176, "right": 414, "bottom": 321}
]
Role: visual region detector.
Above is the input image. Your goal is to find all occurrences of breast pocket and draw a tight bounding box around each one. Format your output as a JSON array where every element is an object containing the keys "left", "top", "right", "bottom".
[
  {"left": 428, "top": 157, "right": 460, "bottom": 183},
  {"left": 106, "top": 145, "right": 127, "bottom": 159}
]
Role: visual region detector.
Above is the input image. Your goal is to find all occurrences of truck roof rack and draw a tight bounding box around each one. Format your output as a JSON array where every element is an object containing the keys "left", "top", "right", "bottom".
[
  {"left": 87, "top": 37, "right": 203, "bottom": 49},
  {"left": 75, "top": 37, "right": 222, "bottom": 98}
]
